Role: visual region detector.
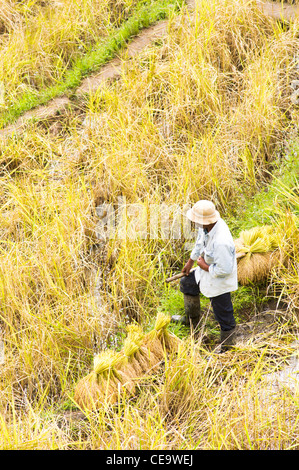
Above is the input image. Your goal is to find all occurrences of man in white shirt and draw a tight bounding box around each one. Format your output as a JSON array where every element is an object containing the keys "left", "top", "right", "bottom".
[{"left": 173, "top": 200, "right": 238, "bottom": 352}]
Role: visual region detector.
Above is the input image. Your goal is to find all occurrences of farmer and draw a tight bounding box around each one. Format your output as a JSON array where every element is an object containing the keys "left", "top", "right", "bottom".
[{"left": 172, "top": 200, "right": 238, "bottom": 352}]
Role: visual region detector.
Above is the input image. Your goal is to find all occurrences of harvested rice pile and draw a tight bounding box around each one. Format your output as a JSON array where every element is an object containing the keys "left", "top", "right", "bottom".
[
  {"left": 235, "top": 225, "right": 282, "bottom": 285},
  {"left": 74, "top": 312, "right": 181, "bottom": 410}
]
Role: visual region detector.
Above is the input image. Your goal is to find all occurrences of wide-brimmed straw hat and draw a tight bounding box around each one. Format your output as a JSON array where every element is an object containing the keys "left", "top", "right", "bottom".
[{"left": 186, "top": 200, "right": 220, "bottom": 225}]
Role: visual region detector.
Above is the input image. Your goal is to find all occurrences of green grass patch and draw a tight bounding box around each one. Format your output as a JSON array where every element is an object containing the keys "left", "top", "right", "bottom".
[{"left": 229, "top": 141, "right": 299, "bottom": 237}]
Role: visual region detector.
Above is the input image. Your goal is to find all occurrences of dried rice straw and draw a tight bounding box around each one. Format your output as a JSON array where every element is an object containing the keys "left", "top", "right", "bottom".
[
  {"left": 235, "top": 225, "right": 282, "bottom": 285},
  {"left": 74, "top": 312, "right": 181, "bottom": 410}
]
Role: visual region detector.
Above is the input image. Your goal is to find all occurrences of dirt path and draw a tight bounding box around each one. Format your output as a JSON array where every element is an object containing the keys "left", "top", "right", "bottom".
[
  {"left": 0, "top": 0, "right": 298, "bottom": 140},
  {"left": 259, "top": 0, "right": 299, "bottom": 21},
  {"left": 76, "top": 20, "right": 169, "bottom": 96}
]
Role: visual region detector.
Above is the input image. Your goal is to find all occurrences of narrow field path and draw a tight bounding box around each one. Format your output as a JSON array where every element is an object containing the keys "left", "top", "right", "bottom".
[
  {"left": 76, "top": 19, "right": 169, "bottom": 96},
  {"left": 0, "top": 0, "right": 298, "bottom": 140}
]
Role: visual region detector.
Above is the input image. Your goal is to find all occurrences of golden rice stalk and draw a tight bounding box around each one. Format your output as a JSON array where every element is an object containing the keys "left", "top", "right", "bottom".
[
  {"left": 235, "top": 225, "right": 282, "bottom": 285},
  {"left": 115, "top": 368, "right": 136, "bottom": 395},
  {"left": 162, "top": 330, "right": 182, "bottom": 353},
  {"left": 93, "top": 350, "right": 123, "bottom": 376},
  {"left": 123, "top": 324, "right": 144, "bottom": 357},
  {"left": 122, "top": 322, "right": 163, "bottom": 376},
  {"left": 140, "top": 342, "right": 165, "bottom": 371},
  {"left": 236, "top": 225, "right": 280, "bottom": 256},
  {"left": 120, "top": 323, "right": 146, "bottom": 378},
  {"left": 153, "top": 311, "right": 171, "bottom": 331},
  {"left": 131, "top": 346, "right": 155, "bottom": 374},
  {"left": 75, "top": 357, "right": 136, "bottom": 410},
  {"left": 74, "top": 371, "right": 120, "bottom": 410},
  {"left": 144, "top": 311, "right": 182, "bottom": 353},
  {"left": 74, "top": 372, "right": 99, "bottom": 409},
  {"left": 154, "top": 311, "right": 182, "bottom": 353},
  {"left": 237, "top": 250, "right": 281, "bottom": 285}
]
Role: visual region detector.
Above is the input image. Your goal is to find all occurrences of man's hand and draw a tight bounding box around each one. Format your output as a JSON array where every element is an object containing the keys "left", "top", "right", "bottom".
[
  {"left": 197, "top": 256, "right": 210, "bottom": 272},
  {"left": 182, "top": 258, "right": 194, "bottom": 276}
]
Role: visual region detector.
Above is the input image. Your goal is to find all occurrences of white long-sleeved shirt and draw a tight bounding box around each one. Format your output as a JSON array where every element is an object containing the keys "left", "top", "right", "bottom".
[{"left": 190, "top": 218, "right": 238, "bottom": 298}]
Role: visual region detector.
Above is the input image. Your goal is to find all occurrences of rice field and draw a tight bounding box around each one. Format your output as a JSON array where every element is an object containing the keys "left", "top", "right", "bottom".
[
  {"left": 0, "top": 0, "right": 299, "bottom": 450},
  {"left": 0, "top": 0, "right": 140, "bottom": 102},
  {"left": 0, "top": 0, "right": 184, "bottom": 127}
]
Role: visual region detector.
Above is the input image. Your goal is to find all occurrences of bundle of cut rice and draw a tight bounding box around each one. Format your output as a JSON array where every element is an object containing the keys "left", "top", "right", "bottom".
[
  {"left": 74, "top": 312, "right": 181, "bottom": 410},
  {"left": 234, "top": 225, "right": 282, "bottom": 285}
]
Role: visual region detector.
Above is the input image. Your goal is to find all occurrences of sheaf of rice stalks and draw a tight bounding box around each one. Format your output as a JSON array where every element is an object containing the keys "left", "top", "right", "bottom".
[
  {"left": 235, "top": 225, "right": 282, "bottom": 285},
  {"left": 74, "top": 312, "right": 181, "bottom": 410},
  {"left": 237, "top": 226, "right": 279, "bottom": 255}
]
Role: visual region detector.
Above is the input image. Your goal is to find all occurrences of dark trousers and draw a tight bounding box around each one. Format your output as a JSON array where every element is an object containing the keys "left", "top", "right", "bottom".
[{"left": 180, "top": 271, "right": 236, "bottom": 332}]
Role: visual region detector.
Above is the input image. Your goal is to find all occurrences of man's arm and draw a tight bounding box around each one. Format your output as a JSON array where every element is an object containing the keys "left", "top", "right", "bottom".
[
  {"left": 182, "top": 257, "right": 194, "bottom": 275},
  {"left": 197, "top": 256, "right": 210, "bottom": 272}
]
